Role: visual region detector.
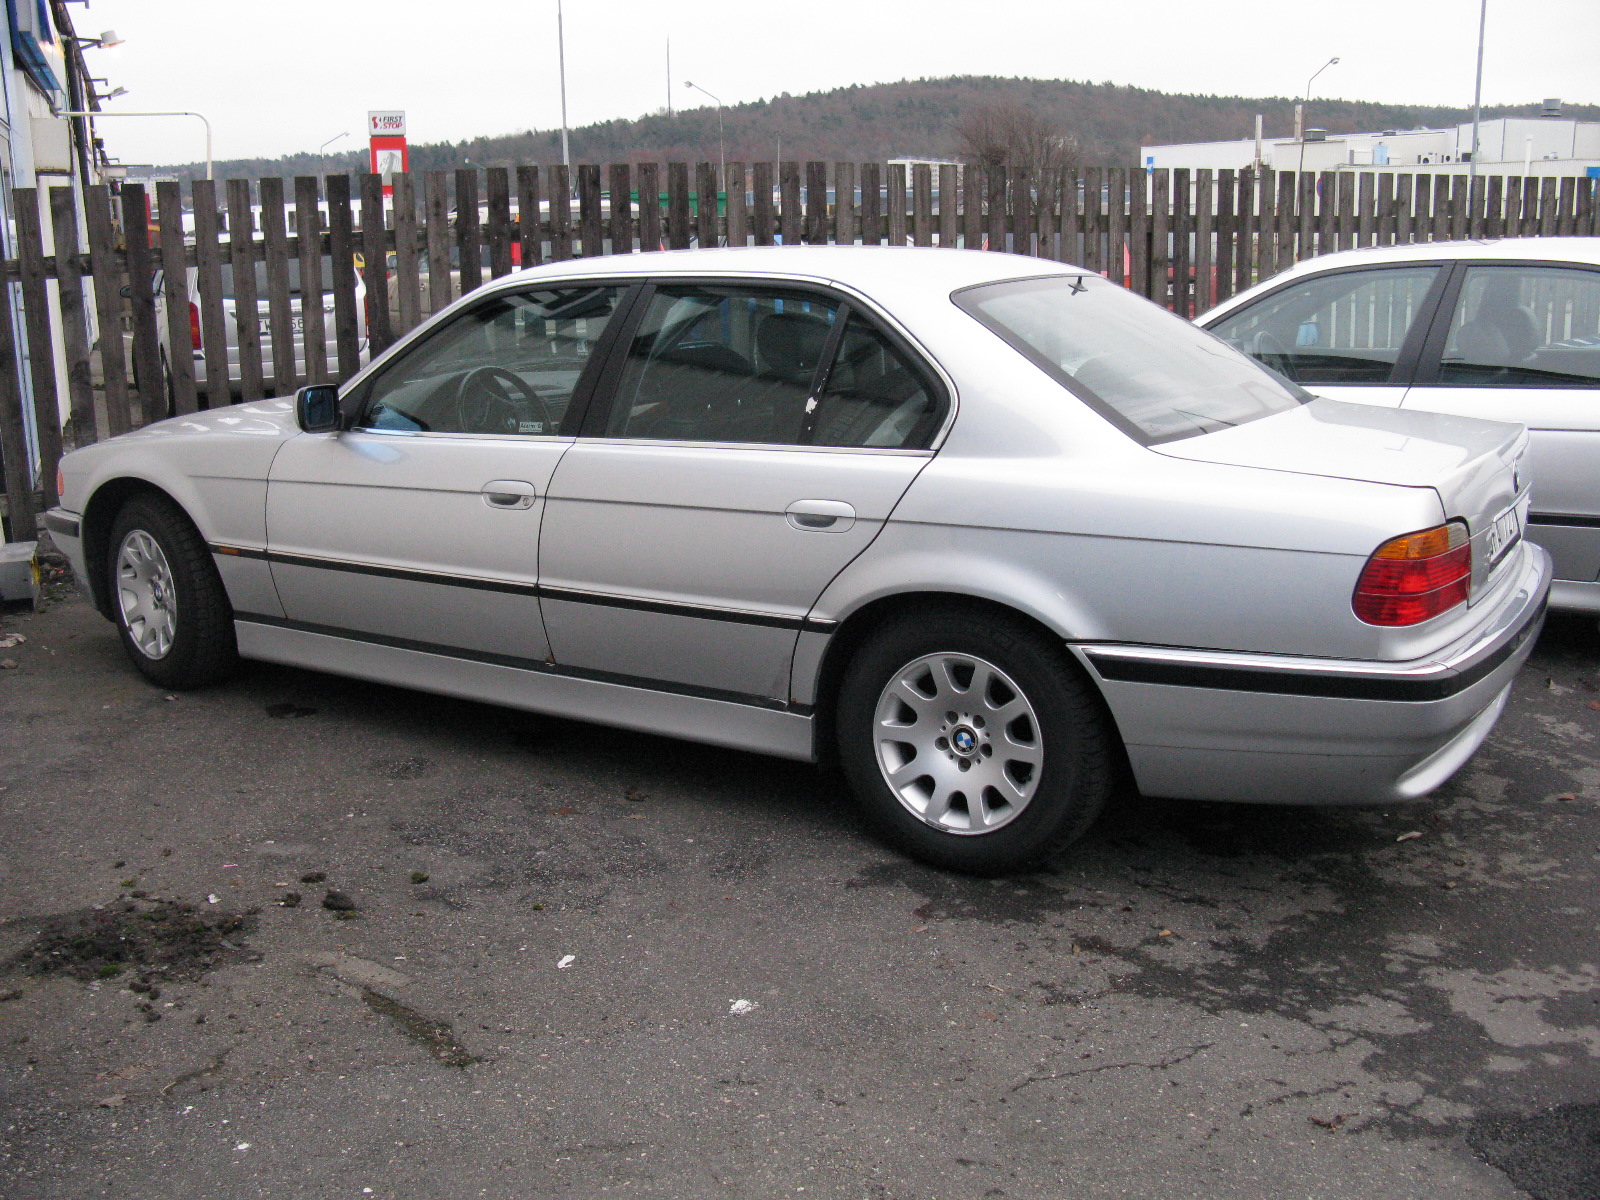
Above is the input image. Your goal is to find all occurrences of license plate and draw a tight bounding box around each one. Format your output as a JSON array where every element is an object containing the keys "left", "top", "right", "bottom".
[
  {"left": 1485, "top": 505, "right": 1521, "bottom": 568},
  {"left": 291, "top": 316, "right": 304, "bottom": 333}
]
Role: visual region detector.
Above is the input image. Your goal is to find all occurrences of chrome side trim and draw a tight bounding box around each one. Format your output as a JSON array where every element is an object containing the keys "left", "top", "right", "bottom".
[
  {"left": 216, "top": 543, "right": 840, "bottom": 633},
  {"left": 233, "top": 611, "right": 815, "bottom": 716}
]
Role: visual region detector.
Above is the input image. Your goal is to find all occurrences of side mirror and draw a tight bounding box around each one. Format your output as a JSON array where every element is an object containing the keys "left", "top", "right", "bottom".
[{"left": 295, "top": 384, "right": 343, "bottom": 433}]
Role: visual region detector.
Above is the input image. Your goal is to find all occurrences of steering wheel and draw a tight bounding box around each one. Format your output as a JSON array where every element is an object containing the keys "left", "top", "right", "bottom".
[
  {"left": 1250, "top": 331, "right": 1298, "bottom": 379},
  {"left": 451, "top": 365, "right": 558, "bottom": 435}
]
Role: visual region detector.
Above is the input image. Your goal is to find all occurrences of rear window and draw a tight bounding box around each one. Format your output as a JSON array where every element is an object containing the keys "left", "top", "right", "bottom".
[{"left": 954, "top": 275, "right": 1309, "bottom": 444}]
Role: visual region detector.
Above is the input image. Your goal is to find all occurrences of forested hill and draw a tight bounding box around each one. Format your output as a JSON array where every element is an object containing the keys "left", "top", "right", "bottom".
[{"left": 152, "top": 75, "right": 1600, "bottom": 182}]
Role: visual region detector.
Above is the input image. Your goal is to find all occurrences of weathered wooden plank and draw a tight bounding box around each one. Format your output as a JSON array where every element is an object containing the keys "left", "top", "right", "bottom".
[
  {"left": 1149, "top": 169, "right": 1171, "bottom": 306},
  {"left": 423, "top": 171, "right": 452, "bottom": 318},
  {"left": 911, "top": 164, "right": 933, "bottom": 247},
  {"left": 830, "top": 162, "right": 853, "bottom": 247},
  {"left": 1557, "top": 177, "right": 1577, "bottom": 236},
  {"left": 1395, "top": 174, "right": 1415, "bottom": 245},
  {"left": 516, "top": 165, "right": 545, "bottom": 267},
  {"left": 1194, "top": 169, "right": 1214, "bottom": 311},
  {"left": 50, "top": 188, "right": 97, "bottom": 443},
  {"left": 1104, "top": 167, "right": 1128, "bottom": 284},
  {"left": 1315, "top": 172, "right": 1337, "bottom": 259},
  {"left": 224, "top": 179, "right": 267, "bottom": 404},
  {"left": 391, "top": 172, "right": 422, "bottom": 336},
  {"left": 1013, "top": 170, "right": 1036, "bottom": 258},
  {"left": 751, "top": 162, "right": 776, "bottom": 246},
  {"left": 188, "top": 180, "right": 231, "bottom": 410},
  {"left": 1212, "top": 169, "right": 1234, "bottom": 302},
  {"left": 0, "top": 265, "right": 33, "bottom": 538},
  {"left": 666, "top": 161, "right": 691, "bottom": 249},
  {"left": 1357, "top": 172, "right": 1377, "bottom": 247},
  {"left": 15, "top": 191, "right": 66, "bottom": 482},
  {"left": 360, "top": 173, "right": 393, "bottom": 355},
  {"left": 455, "top": 169, "right": 482, "bottom": 294},
  {"left": 84, "top": 184, "right": 134, "bottom": 431},
  {"left": 1274, "top": 170, "right": 1296, "bottom": 273},
  {"left": 1375, "top": 173, "right": 1396, "bottom": 245},
  {"left": 548, "top": 165, "right": 574, "bottom": 261},
  {"left": 609, "top": 162, "right": 632, "bottom": 254},
  {"left": 886, "top": 163, "right": 907, "bottom": 247},
  {"left": 257, "top": 177, "right": 297, "bottom": 395},
  {"left": 1414, "top": 174, "right": 1435, "bottom": 242},
  {"left": 324, "top": 174, "right": 362, "bottom": 380},
  {"left": 293, "top": 177, "right": 330, "bottom": 383},
  {"left": 1127, "top": 168, "right": 1150, "bottom": 293},
  {"left": 724, "top": 162, "right": 748, "bottom": 247},
  {"left": 779, "top": 161, "right": 802, "bottom": 245},
  {"left": 695, "top": 162, "right": 718, "bottom": 248},
  {"left": 1233, "top": 168, "right": 1256, "bottom": 294},
  {"left": 1335, "top": 171, "right": 1356, "bottom": 251},
  {"left": 1483, "top": 174, "right": 1503, "bottom": 239},
  {"left": 1448, "top": 175, "right": 1469, "bottom": 240},
  {"left": 636, "top": 162, "right": 663, "bottom": 251},
  {"left": 859, "top": 162, "right": 882, "bottom": 246},
  {"left": 485, "top": 167, "right": 513, "bottom": 276},
  {"left": 961, "top": 163, "right": 981, "bottom": 250},
  {"left": 1079, "top": 167, "right": 1102, "bottom": 272},
  {"left": 1169, "top": 169, "right": 1191, "bottom": 315},
  {"left": 805, "top": 160, "right": 828, "bottom": 245},
  {"left": 120, "top": 183, "right": 166, "bottom": 422},
  {"left": 937, "top": 164, "right": 958, "bottom": 248},
  {"left": 986, "top": 167, "right": 1007, "bottom": 255},
  {"left": 577, "top": 164, "right": 603, "bottom": 257}
]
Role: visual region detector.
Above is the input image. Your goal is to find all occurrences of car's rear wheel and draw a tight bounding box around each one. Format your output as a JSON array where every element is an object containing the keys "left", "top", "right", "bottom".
[
  {"left": 106, "top": 494, "right": 238, "bottom": 689},
  {"left": 836, "top": 609, "right": 1116, "bottom": 875}
]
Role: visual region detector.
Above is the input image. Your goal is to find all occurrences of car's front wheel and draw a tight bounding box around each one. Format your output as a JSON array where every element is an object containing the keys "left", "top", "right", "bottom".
[
  {"left": 836, "top": 608, "right": 1116, "bottom": 875},
  {"left": 106, "top": 494, "right": 238, "bottom": 689}
]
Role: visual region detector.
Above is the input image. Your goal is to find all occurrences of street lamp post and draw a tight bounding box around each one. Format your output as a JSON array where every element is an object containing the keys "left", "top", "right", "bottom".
[
  {"left": 1295, "top": 56, "right": 1340, "bottom": 179},
  {"left": 319, "top": 131, "right": 349, "bottom": 177},
  {"left": 682, "top": 80, "right": 725, "bottom": 194},
  {"left": 59, "top": 110, "right": 213, "bottom": 179},
  {"left": 556, "top": 0, "right": 570, "bottom": 168},
  {"left": 1469, "top": 0, "right": 1488, "bottom": 188}
]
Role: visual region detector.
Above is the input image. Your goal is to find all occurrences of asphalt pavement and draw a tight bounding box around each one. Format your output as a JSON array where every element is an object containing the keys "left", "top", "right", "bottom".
[{"left": 1, "top": 589, "right": 1597, "bottom": 1200}]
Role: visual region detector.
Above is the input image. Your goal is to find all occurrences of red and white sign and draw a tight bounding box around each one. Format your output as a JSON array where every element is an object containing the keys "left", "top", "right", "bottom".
[{"left": 368, "top": 109, "right": 408, "bottom": 196}]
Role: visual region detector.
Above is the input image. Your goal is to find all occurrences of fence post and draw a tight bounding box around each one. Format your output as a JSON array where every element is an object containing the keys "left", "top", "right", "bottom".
[
  {"left": 609, "top": 163, "right": 632, "bottom": 254},
  {"left": 485, "top": 168, "right": 514, "bottom": 276},
  {"left": 1127, "top": 168, "right": 1149, "bottom": 294},
  {"left": 725, "top": 163, "right": 748, "bottom": 247},
  {"left": 806, "top": 161, "right": 829, "bottom": 245},
  {"left": 83, "top": 184, "right": 134, "bottom": 432},
  {"left": 119, "top": 183, "right": 164, "bottom": 423},
  {"left": 666, "top": 162, "right": 691, "bottom": 249},
  {"left": 548, "top": 165, "right": 573, "bottom": 262},
  {"left": 455, "top": 169, "right": 482, "bottom": 293},
  {"left": 695, "top": 162, "right": 718, "bottom": 248},
  {"left": 516, "top": 166, "right": 545, "bottom": 267},
  {"left": 578, "top": 165, "right": 603, "bottom": 257},
  {"left": 391, "top": 172, "right": 422, "bottom": 336},
  {"left": 324, "top": 175, "right": 362, "bottom": 381},
  {"left": 911, "top": 164, "right": 933, "bottom": 247},
  {"left": 225, "top": 179, "right": 266, "bottom": 403},
  {"left": 937, "top": 164, "right": 957, "bottom": 248},
  {"left": 986, "top": 167, "right": 1007, "bottom": 255},
  {"left": 293, "top": 177, "right": 330, "bottom": 382},
  {"left": 751, "top": 162, "right": 775, "bottom": 246},
  {"left": 50, "top": 187, "right": 96, "bottom": 444},
  {"left": 258, "top": 177, "right": 297, "bottom": 396},
  {"left": 885, "top": 163, "right": 906, "bottom": 247},
  {"left": 360, "top": 173, "right": 393, "bottom": 355},
  {"left": 154, "top": 183, "right": 198, "bottom": 414},
  {"left": 859, "top": 163, "right": 881, "bottom": 246},
  {"left": 1150, "top": 169, "right": 1170, "bottom": 305},
  {"left": 635, "top": 163, "right": 662, "bottom": 252},
  {"left": 14, "top": 191, "right": 63, "bottom": 497},
  {"left": 0, "top": 273, "right": 32, "bottom": 541},
  {"left": 779, "top": 161, "right": 801, "bottom": 245},
  {"left": 423, "top": 171, "right": 452, "bottom": 317}
]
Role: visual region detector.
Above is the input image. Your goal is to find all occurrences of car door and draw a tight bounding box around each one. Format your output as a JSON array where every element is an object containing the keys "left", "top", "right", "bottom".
[
  {"left": 264, "top": 282, "right": 631, "bottom": 663},
  {"left": 537, "top": 280, "right": 947, "bottom": 704},
  {"left": 1401, "top": 261, "right": 1600, "bottom": 586},
  {"left": 1203, "top": 264, "right": 1449, "bottom": 409}
]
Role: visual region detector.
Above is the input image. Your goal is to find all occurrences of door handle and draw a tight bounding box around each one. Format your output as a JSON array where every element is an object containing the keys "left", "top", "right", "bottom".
[
  {"left": 481, "top": 480, "right": 538, "bottom": 510},
  {"left": 786, "top": 499, "right": 856, "bottom": 532}
]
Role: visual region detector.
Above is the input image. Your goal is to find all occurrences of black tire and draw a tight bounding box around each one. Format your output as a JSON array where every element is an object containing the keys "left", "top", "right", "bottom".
[
  {"left": 105, "top": 494, "right": 238, "bottom": 689},
  {"left": 836, "top": 608, "right": 1116, "bottom": 875}
]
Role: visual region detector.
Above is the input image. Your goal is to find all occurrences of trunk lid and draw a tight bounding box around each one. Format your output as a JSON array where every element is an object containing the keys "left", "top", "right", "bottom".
[{"left": 1157, "top": 397, "right": 1531, "bottom": 598}]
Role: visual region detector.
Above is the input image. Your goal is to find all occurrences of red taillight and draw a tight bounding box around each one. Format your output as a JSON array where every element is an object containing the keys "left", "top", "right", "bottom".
[
  {"left": 1353, "top": 522, "right": 1471, "bottom": 626},
  {"left": 188, "top": 301, "right": 202, "bottom": 350}
]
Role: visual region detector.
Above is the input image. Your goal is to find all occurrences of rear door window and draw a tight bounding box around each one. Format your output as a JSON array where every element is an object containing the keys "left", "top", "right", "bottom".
[{"left": 1436, "top": 265, "right": 1600, "bottom": 387}]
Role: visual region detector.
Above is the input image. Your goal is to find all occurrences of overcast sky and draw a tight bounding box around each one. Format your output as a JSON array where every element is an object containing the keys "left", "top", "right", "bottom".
[{"left": 78, "top": 0, "right": 1599, "bottom": 166}]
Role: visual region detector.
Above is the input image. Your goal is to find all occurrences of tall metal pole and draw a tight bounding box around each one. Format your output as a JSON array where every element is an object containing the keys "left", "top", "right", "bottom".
[
  {"left": 60, "top": 109, "right": 212, "bottom": 179},
  {"left": 666, "top": 38, "right": 672, "bottom": 117},
  {"left": 1469, "top": 0, "right": 1488, "bottom": 187},
  {"left": 557, "top": 0, "right": 570, "bottom": 168},
  {"left": 1295, "top": 57, "right": 1340, "bottom": 179}
]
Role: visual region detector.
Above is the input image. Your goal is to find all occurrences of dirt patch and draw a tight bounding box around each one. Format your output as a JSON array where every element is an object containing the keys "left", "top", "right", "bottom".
[
  {"left": 4, "top": 900, "right": 258, "bottom": 983},
  {"left": 359, "top": 989, "right": 478, "bottom": 1067}
]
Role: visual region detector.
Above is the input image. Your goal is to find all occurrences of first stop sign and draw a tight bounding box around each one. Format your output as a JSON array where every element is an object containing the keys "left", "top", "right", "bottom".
[{"left": 368, "top": 110, "right": 407, "bottom": 195}]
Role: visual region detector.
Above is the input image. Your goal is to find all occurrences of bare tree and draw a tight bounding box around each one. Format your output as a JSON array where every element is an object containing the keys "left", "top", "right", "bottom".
[{"left": 955, "top": 102, "right": 1080, "bottom": 178}]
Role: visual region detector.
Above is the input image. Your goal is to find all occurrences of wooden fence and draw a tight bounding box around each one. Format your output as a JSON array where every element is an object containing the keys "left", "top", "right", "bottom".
[{"left": 2, "top": 161, "right": 1598, "bottom": 541}]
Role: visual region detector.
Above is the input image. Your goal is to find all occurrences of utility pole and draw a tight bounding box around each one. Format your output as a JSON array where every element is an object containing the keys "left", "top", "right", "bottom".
[{"left": 666, "top": 38, "right": 672, "bottom": 116}]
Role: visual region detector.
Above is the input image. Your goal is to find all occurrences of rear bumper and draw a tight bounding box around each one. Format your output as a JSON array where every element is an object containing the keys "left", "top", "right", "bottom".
[{"left": 1075, "top": 544, "right": 1551, "bottom": 805}]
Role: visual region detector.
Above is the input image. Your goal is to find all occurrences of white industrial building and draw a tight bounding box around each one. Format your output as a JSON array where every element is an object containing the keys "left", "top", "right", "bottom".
[{"left": 1142, "top": 111, "right": 1600, "bottom": 179}]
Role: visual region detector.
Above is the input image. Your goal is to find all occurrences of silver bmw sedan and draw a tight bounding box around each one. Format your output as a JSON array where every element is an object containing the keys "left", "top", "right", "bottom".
[{"left": 45, "top": 246, "right": 1550, "bottom": 874}]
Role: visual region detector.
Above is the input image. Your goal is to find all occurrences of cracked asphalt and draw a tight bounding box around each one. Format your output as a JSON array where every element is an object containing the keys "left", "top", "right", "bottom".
[{"left": 1, "top": 592, "right": 1598, "bottom": 1199}]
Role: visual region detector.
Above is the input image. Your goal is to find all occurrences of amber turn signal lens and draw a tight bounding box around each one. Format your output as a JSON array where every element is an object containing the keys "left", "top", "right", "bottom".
[{"left": 1353, "top": 522, "right": 1471, "bottom": 626}]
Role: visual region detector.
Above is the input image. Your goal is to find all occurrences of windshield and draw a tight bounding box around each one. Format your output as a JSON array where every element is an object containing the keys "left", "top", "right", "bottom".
[{"left": 954, "top": 275, "right": 1309, "bottom": 444}]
